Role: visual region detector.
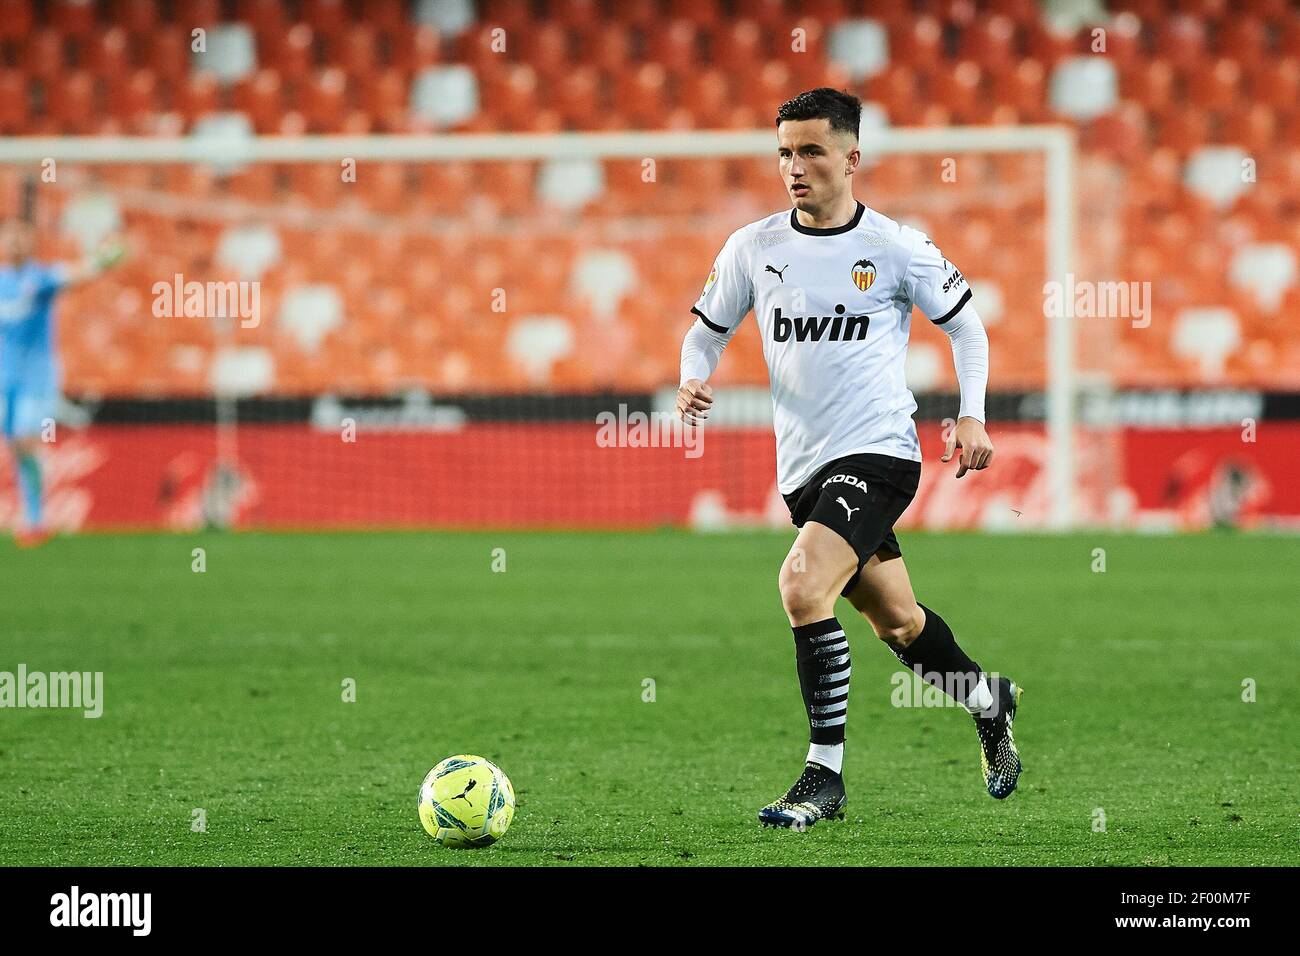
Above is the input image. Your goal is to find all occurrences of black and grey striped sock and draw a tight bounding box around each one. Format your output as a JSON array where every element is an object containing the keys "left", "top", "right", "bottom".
[{"left": 792, "top": 618, "right": 851, "bottom": 747}]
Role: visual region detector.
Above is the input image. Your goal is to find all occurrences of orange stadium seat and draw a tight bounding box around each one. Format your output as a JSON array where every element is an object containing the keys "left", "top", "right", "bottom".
[
  {"left": 712, "top": 19, "right": 767, "bottom": 74},
  {"left": 105, "top": 67, "right": 157, "bottom": 123},
  {"left": 0, "top": 71, "right": 30, "bottom": 131},
  {"left": 0, "top": 0, "right": 34, "bottom": 40},
  {"left": 1184, "top": 57, "right": 1243, "bottom": 112},
  {"left": 958, "top": 14, "right": 1019, "bottom": 70},
  {"left": 139, "top": 26, "right": 190, "bottom": 79},
  {"left": 391, "top": 25, "right": 442, "bottom": 73},
  {"left": 1022, "top": 19, "right": 1076, "bottom": 64},
  {"left": 301, "top": 0, "right": 348, "bottom": 34},
  {"left": 550, "top": 0, "right": 605, "bottom": 31},
  {"left": 46, "top": 70, "right": 98, "bottom": 132},
  {"left": 233, "top": 68, "right": 286, "bottom": 132},
  {"left": 357, "top": 68, "right": 409, "bottom": 131},
  {"left": 234, "top": 0, "right": 285, "bottom": 31},
  {"left": 49, "top": 0, "right": 99, "bottom": 37},
  {"left": 301, "top": 67, "right": 350, "bottom": 132},
  {"left": 891, "top": 16, "right": 943, "bottom": 68},
  {"left": 267, "top": 23, "right": 317, "bottom": 81},
  {"left": 9, "top": 0, "right": 1293, "bottom": 396},
  {"left": 644, "top": 19, "right": 702, "bottom": 75},
  {"left": 990, "top": 58, "right": 1046, "bottom": 117},
  {"left": 1121, "top": 59, "right": 1176, "bottom": 112},
  {"left": 1246, "top": 60, "right": 1300, "bottom": 112},
  {"left": 326, "top": 25, "right": 380, "bottom": 76},
  {"left": 175, "top": 71, "right": 220, "bottom": 124},
  {"left": 86, "top": 26, "right": 133, "bottom": 76},
  {"left": 22, "top": 28, "right": 68, "bottom": 81},
  {"left": 172, "top": 0, "right": 222, "bottom": 26}
]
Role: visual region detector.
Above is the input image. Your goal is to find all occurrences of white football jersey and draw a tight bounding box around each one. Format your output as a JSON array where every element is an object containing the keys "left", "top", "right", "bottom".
[{"left": 691, "top": 201, "right": 973, "bottom": 494}]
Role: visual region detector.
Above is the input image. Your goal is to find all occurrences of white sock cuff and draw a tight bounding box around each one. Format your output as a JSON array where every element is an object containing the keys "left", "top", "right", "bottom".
[{"left": 806, "top": 742, "right": 844, "bottom": 774}]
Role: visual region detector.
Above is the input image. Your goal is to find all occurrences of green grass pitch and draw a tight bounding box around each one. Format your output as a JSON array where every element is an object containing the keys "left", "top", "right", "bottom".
[{"left": 2, "top": 529, "right": 1296, "bottom": 866}]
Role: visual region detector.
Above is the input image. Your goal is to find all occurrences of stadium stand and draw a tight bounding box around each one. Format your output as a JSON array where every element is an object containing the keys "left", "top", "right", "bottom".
[{"left": 1, "top": 0, "right": 1297, "bottom": 394}]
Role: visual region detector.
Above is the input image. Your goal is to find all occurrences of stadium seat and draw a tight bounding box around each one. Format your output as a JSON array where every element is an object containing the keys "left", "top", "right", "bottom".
[
  {"left": 86, "top": 26, "right": 133, "bottom": 77},
  {"left": 1245, "top": 60, "right": 1300, "bottom": 112},
  {"left": 555, "top": 66, "right": 600, "bottom": 128},
  {"left": 1183, "top": 144, "right": 1252, "bottom": 207},
  {"left": 46, "top": 70, "right": 98, "bottom": 132},
  {"left": 413, "top": 0, "right": 475, "bottom": 38},
  {"left": 931, "top": 60, "right": 984, "bottom": 119},
  {"left": 302, "top": 67, "right": 349, "bottom": 132},
  {"left": 890, "top": 16, "right": 942, "bottom": 68},
  {"left": 0, "top": 0, "right": 34, "bottom": 40},
  {"left": 175, "top": 71, "right": 221, "bottom": 123},
  {"left": 1121, "top": 59, "right": 1175, "bottom": 113},
  {"left": 1049, "top": 56, "right": 1118, "bottom": 120},
  {"left": 266, "top": 23, "right": 316, "bottom": 81},
  {"left": 1214, "top": 15, "right": 1266, "bottom": 59},
  {"left": 1154, "top": 14, "right": 1208, "bottom": 68},
  {"left": 1172, "top": 307, "right": 1241, "bottom": 380},
  {"left": 139, "top": 26, "right": 189, "bottom": 79},
  {"left": 1184, "top": 57, "right": 1243, "bottom": 113},
  {"left": 0, "top": 71, "right": 30, "bottom": 131},
  {"left": 1228, "top": 243, "right": 1297, "bottom": 312},
  {"left": 391, "top": 25, "right": 443, "bottom": 73},
  {"left": 22, "top": 29, "right": 68, "bottom": 82},
  {"left": 827, "top": 19, "right": 890, "bottom": 80},
  {"left": 198, "top": 23, "right": 258, "bottom": 85},
  {"left": 330, "top": 25, "right": 380, "bottom": 76},
  {"left": 409, "top": 65, "right": 479, "bottom": 129},
  {"left": 712, "top": 19, "right": 767, "bottom": 74},
  {"left": 645, "top": 18, "right": 701, "bottom": 76},
  {"left": 49, "top": 0, "right": 99, "bottom": 37},
  {"left": 958, "top": 14, "right": 1018, "bottom": 70}
]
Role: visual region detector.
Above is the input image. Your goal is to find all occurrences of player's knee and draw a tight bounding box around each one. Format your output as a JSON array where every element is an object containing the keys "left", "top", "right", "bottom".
[
  {"left": 778, "top": 571, "right": 832, "bottom": 625},
  {"left": 870, "top": 604, "right": 924, "bottom": 646}
]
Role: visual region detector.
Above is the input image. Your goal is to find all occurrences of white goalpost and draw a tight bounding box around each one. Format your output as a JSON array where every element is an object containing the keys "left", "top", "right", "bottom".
[{"left": 1, "top": 126, "right": 1080, "bottom": 527}]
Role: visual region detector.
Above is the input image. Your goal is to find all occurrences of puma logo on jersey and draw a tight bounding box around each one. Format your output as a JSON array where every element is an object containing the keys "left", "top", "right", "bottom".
[
  {"left": 836, "top": 497, "right": 859, "bottom": 521},
  {"left": 772, "top": 306, "right": 869, "bottom": 342},
  {"left": 765, "top": 263, "right": 788, "bottom": 282},
  {"left": 821, "top": 473, "right": 869, "bottom": 494}
]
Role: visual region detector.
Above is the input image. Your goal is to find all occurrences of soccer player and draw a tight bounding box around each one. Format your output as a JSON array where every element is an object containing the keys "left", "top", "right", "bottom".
[
  {"left": 0, "top": 220, "right": 124, "bottom": 546},
  {"left": 676, "top": 89, "right": 1022, "bottom": 829}
]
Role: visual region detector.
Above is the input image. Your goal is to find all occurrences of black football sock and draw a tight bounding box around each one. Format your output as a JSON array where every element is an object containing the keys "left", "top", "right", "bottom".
[
  {"left": 892, "top": 603, "right": 991, "bottom": 713},
  {"left": 792, "top": 618, "right": 850, "bottom": 772}
]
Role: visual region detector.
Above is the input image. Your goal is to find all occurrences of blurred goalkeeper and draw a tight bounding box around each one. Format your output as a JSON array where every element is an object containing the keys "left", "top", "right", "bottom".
[
  {"left": 676, "top": 89, "right": 1023, "bottom": 830},
  {"left": 0, "top": 220, "right": 125, "bottom": 546}
]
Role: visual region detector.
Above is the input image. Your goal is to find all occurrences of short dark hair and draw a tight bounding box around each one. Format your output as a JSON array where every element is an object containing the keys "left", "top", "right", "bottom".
[{"left": 775, "top": 88, "right": 862, "bottom": 139}]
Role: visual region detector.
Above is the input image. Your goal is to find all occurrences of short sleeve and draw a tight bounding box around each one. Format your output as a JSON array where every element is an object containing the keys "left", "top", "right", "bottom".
[
  {"left": 903, "top": 231, "right": 972, "bottom": 326},
  {"left": 691, "top": 231, "right": 753, "bottom": 334}
]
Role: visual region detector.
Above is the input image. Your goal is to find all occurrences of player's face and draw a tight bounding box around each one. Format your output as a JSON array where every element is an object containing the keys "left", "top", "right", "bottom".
[{"left": 777, "top": 119, "right": 858, "bottom": 212}]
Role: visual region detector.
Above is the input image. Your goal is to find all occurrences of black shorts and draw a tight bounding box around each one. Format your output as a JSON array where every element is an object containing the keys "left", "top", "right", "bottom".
[{"left": 782, "top": 452, "right": 922, "bottom": 598}]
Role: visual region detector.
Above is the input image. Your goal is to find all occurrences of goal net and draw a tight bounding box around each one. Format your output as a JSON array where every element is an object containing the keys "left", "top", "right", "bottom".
[{"left": 0, "top": 128, "right": 1115, "bottom": 532}]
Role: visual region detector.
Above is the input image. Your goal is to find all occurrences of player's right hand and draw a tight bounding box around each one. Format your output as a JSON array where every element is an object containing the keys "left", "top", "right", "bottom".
[{"left": 676, "top": 378, "right": 713, "bottom": 424}]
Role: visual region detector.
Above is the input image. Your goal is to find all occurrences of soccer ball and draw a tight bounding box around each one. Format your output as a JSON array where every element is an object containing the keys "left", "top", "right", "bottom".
[{"left": 418, "top": 754, "right": 516, "bottom": 848}]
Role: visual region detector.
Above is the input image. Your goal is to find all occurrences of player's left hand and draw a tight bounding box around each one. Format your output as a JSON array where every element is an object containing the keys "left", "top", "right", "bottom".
[{"left": 941, "top": 417, "right": 994, "bottom": 478}]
